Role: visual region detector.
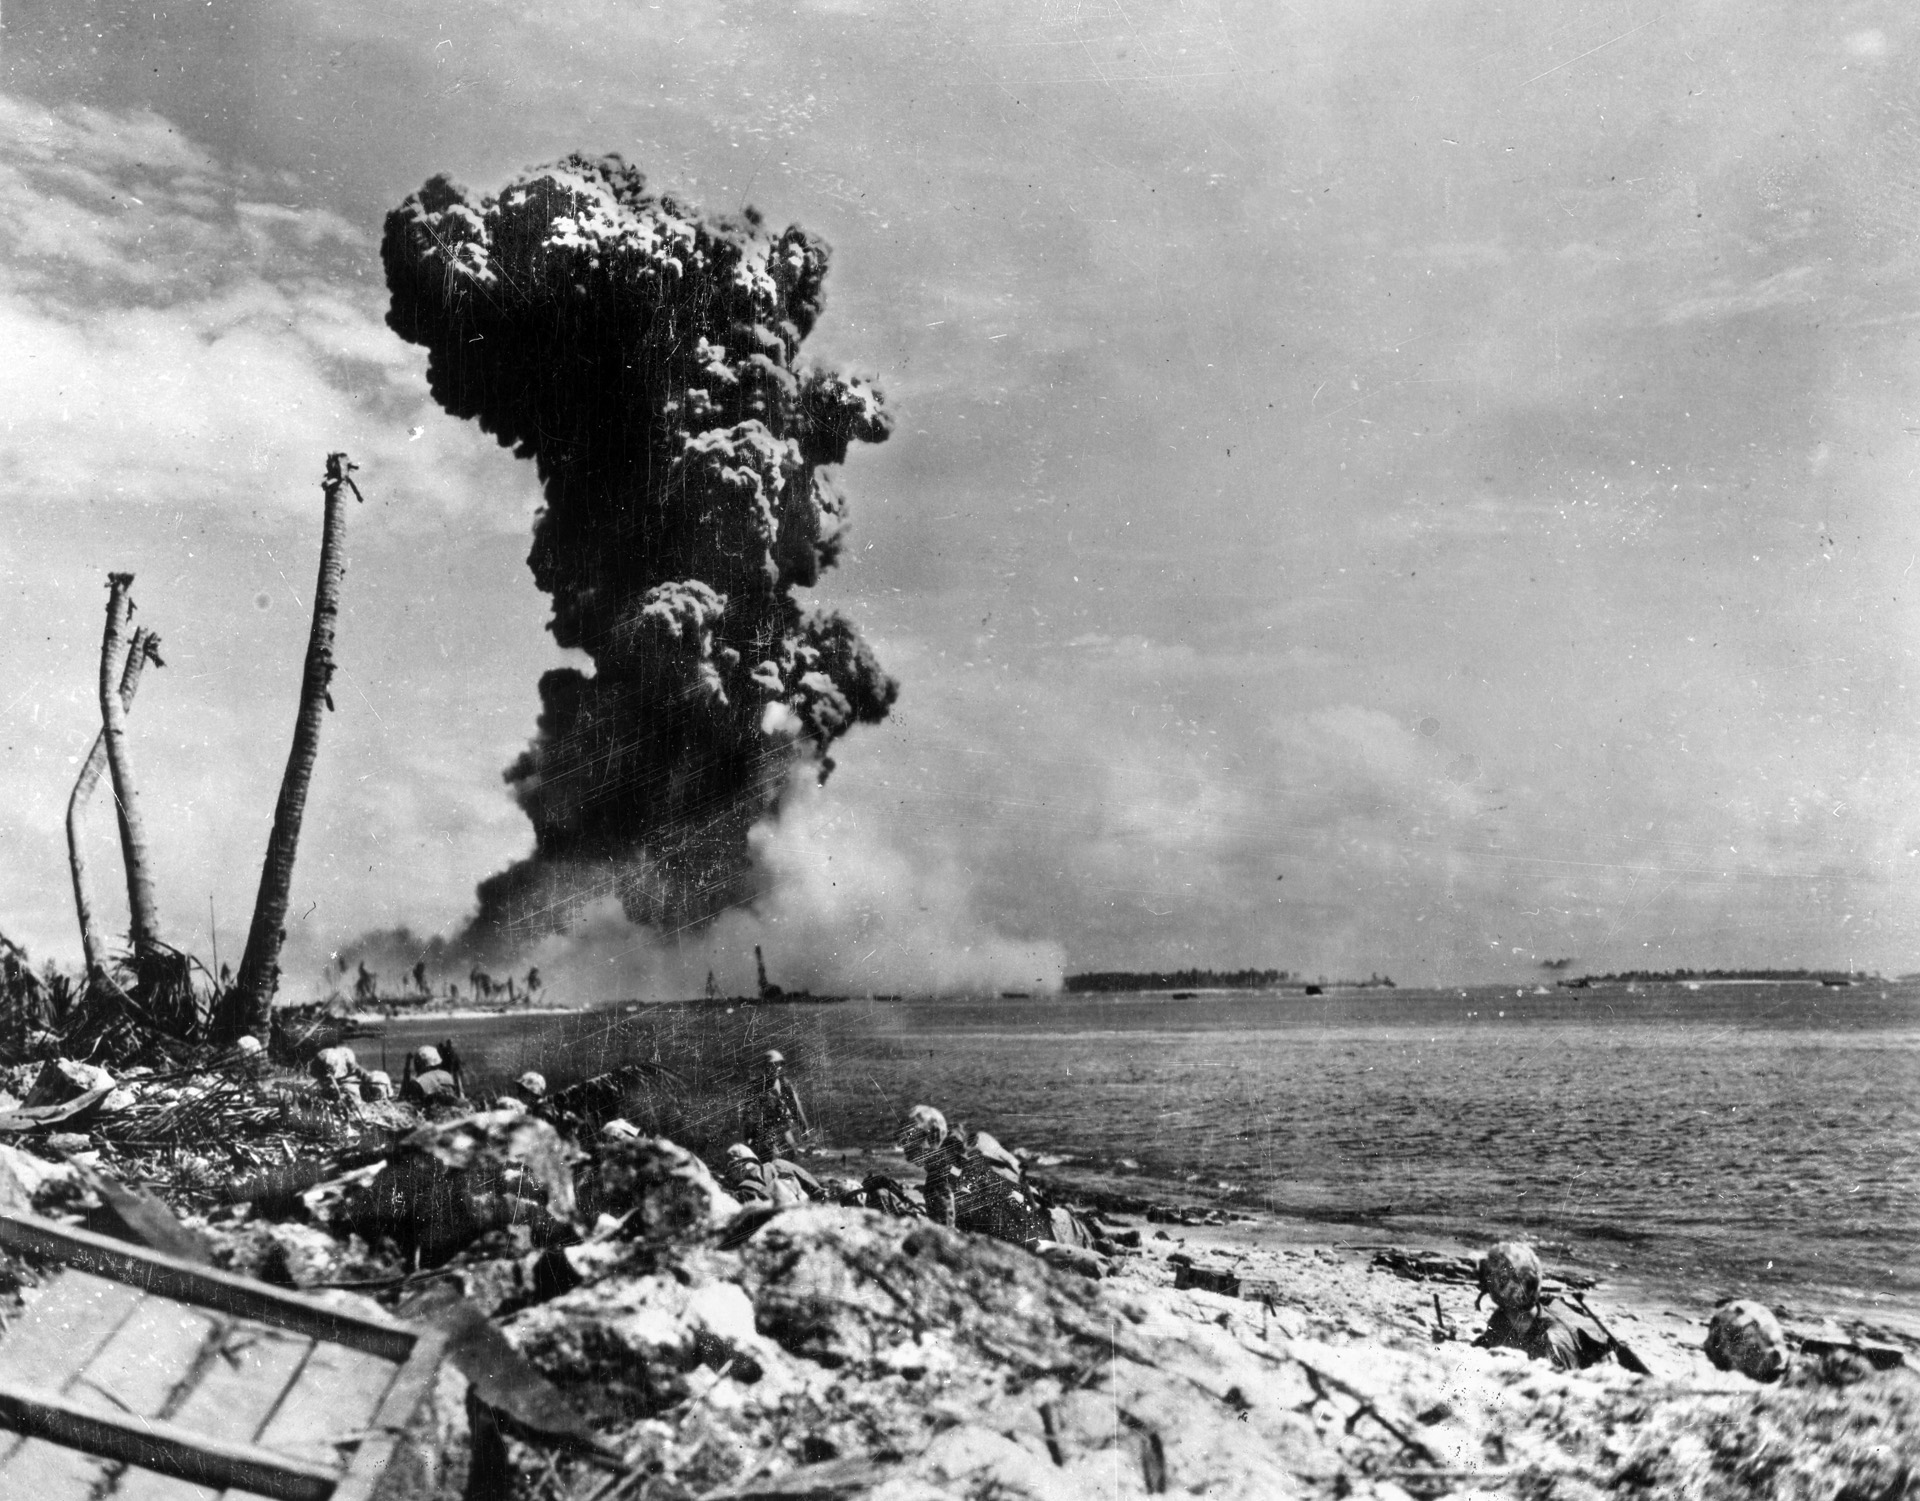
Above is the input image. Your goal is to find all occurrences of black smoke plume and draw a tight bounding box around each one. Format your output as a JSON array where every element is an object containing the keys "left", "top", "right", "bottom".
[{"left": 383, "top": 155, "right": 897, "bottom": 948}]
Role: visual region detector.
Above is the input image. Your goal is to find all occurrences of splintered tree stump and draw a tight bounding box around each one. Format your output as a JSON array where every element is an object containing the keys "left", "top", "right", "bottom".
[
  {"left": 231, "top": 453, "right": 363, "bottom": 1040},
  {"left": 97, "top": 574, "right": 162, "bottom": 963},
  {"left": 67, "top": 626, "right": 162, "bottom": 978}
]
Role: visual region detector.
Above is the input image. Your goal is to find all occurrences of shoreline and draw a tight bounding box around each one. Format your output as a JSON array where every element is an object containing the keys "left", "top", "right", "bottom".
[
  {"left": 357, "top": 996, "right": 1919, "bottom": 1334},
  {"left": 811, "top": 1144, "right": 1920, "bottom": 1358}
]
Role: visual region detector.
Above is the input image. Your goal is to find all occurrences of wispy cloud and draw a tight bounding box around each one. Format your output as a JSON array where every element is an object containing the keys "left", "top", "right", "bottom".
[
  {"left": 1659, "top": 266, "right": 1824, "bottom": 326},
  {"left": 0, "top": 94, "right": 498, "bottom": 526}
]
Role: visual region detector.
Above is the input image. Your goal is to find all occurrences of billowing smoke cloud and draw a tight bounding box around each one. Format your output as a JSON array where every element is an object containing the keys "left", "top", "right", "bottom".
[
  {"left": 333, "top": 773, "right": 1063, "bottom": 1004},
  {"left": 382, "top": 155, "right": 897, "bottom": 947},
  {"left": 498, "top": 773, "right": 1067, "bottom": 1002}
]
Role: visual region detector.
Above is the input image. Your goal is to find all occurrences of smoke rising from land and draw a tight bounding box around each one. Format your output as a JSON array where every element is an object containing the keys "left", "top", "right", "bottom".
[
  {"left": 333, "top": 773, "right": 1065, "bottom": 1003},
  {"left": 382, "top": 155, "right": 897, "bottom": 949}
]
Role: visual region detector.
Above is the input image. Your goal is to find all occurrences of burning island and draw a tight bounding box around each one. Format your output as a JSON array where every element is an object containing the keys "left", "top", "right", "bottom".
[{"left": 0, "top": 156, "right": 1913, "bottom": 1501}]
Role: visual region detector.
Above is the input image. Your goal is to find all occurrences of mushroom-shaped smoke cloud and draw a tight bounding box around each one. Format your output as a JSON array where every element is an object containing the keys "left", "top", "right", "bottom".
[{"left": 383, "top": 155, "right": 897, "bottom": 945}]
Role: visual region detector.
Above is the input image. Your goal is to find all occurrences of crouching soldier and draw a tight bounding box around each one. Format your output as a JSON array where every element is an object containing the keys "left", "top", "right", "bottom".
[
  {"left": 721, "top": 1143, "right": 821, "bottom": 1206},
  {"left": 1704, "top": 1300, "right": 1791, "bottom": 1383},
  {"left": 1473, "top": 1242, "right": 1583, "bottom": 1370},
  {"left": 836, "top": 1172, "right": 925, "bottom": 1217},
  {"left": 897, "top": 1106, "right": 967, "bottom": 1227},
  {"left": 400, "top": 1044, "right": 462, "bottom": 1106},
  {"left": 309, "top": 1044, "right": 363, "bottom": 1100},
  {"left": 897, "top": 1106, "right": 1054, "bottom": 1246},
  {"left": 230, "top": 1035, "right": 269, "bottom": 1082},
  {"left": 740, "top": 1049, "right": 809, "bottom": 1160}
]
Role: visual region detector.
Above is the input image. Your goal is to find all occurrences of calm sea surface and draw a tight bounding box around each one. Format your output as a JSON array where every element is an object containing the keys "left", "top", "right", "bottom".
[{"left": 377, "top": 982, "right": 1920, "bottom": 1320}]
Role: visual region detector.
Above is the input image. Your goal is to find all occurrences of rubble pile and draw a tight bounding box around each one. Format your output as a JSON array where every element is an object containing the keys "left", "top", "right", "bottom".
[{"left": 0, "top": 1047, "right": 1913, "bottom": 1501}]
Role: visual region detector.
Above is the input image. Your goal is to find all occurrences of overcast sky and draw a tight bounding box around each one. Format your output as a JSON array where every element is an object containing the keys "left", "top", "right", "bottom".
[{"left": 3, "top": 1, "right": 1918, "bottom": 995}]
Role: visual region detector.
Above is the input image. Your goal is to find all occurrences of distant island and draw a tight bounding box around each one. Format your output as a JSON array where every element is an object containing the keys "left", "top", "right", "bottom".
[
  {"left": 1063, "top": 970, "right": 1396, "bottom": 994},
  {"left": 1559, "top": 968, "right": 1874, "bottom": 987}
]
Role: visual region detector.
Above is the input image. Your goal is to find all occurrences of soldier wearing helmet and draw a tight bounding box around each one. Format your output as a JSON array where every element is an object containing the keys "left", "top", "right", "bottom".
[
  {"left": 721, "top": 1143, "right": 772, "bottom": 1203},
  {"left": 897, "top": 1106, "right": 964, "bottom": 1226},
  {"left": 896, "top": 1106, "right": 1053, "bottom": 1246},
  {"left": 1472, "top": 1241, "right": 1582, "bottom": 1370},
  {"left": 231, "top": 1035, "right": 268, "bottom": 1081},
  {"left": 740, "top": 1047, "right": 809, "bottom": 1159},
  {"left": 1704, "top": 1300, "right": 1791, "bottom": 1383},
  {"left": 721, "top": 1141, "right": 820, "bottom": 1206},
  {"left": 400, "top": 1043, "right": 461, "bottom": 1105}
]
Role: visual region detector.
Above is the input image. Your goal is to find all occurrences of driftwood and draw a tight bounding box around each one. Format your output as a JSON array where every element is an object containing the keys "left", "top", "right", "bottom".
[{"left": 1370, "top": 1245, "right": 1597, "bottom": 1292}]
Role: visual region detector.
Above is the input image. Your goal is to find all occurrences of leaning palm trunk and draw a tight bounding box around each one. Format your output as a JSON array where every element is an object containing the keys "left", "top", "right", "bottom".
[
  {"left": 68, "top": 626, "right": 163, "bottom": 976},
  {"left": 98, "top": 573, "right": 162, "bottom": 961},
  {"left": 231, "top": 454, "right": 363, "bottom": 1038}
]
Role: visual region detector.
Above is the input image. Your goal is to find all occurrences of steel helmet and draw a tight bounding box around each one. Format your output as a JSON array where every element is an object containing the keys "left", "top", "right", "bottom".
[
  {"left": 902, "top": 1105, "right": 947, "bottom": 1141},
  {"left": 1479, "top": 1242, "right": 1542, "bottom": 1312},
  {"left": 1705, "top": 1300, "right": 1790, "bottom": 1382}
]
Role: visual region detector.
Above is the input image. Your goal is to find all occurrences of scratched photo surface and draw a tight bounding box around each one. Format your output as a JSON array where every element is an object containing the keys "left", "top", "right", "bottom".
[{"left": 1, "top": 1, "right": 1916, "bottom": 1327}]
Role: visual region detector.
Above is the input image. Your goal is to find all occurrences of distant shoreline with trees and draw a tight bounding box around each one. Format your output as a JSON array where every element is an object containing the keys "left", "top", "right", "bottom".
[
  {"left": 1063, "top": 966, "right": 1881, "bottom": 996},
  {"left": 1063, "top": 969, "right": 1395, "bottom": 994},
  {"left": 1558, "top": 968, "right": 1874, "bottom": 987}
]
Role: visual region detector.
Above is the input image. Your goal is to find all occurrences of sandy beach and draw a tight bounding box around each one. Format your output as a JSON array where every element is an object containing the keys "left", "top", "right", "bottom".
[
  {"left": 1, "top": 1104, "right": 1913, "bottom": 1499},
  {"left": 618, "top": 1144, "right": 1912, "bottom": 1498}
]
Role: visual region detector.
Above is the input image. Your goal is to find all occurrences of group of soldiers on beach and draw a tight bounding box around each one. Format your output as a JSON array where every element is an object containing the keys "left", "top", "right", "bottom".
[
  {"left": 290, "top": 1036, "right": 1798, "bottom": 1384},
  {"left": 1472, "top": 1239, "right": 1793, "bottom": 1382},
  {"left": 721, "top": 1052, "right": 1178, "bottom": 1277},
  {"left": 734, "top": 1052, "right": 1799, "bottom": 1381}
]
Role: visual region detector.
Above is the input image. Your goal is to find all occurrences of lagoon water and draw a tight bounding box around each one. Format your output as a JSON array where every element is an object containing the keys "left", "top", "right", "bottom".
[{"left": 382, "top": 981, "right": 1920, "bottom": 1320}]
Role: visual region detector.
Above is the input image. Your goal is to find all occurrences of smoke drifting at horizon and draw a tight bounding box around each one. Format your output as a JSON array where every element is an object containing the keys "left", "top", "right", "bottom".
[
  {"left": 382, "top": 155, "right": 897, "bottom": 949},
  {"left": 332, "top": 772, "right": 1066, "bottom": 1003}
]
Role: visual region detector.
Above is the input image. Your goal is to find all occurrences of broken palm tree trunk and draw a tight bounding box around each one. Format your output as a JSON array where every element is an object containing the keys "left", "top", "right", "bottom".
[
  {"left": 231, "top": 453, "right": 364, "bottom": 1041},
  {"left": 97, "top": 574, "right": 163, "bottom": 966},
  {"left": 67, "top": 626, "right": 162, "bottom": 979}
]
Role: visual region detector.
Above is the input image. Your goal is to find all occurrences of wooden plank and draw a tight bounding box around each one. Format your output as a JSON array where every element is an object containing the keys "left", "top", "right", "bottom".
[
  {"left": 254, "top": 1341, "right": 397, "bottom": 1469},
  {"left": 83, "top": 1303, "right": 238, "bottom": 1501},
  {"left": 0, "top": 1377, "right": 338, "bottom": 1501},
  {"left": 115, "top": 1322, "right": 316, "bottom": 1501},
  {"left": 0, "top": 1271, "right": 146, "bottom": 1493},
  {"left": 0, "top": 1212, "right": 415, "bottom": 1362},
  {"left": 0, "top": 1428, "right": 120, "bottom": 1499},
  {"left": 223, "top": 1343, "right": 399, "bottom": 1501},
  {"left": 331, "top": 1323, "right": 449, "bottom": 1501},
  {"left": 0, "top": 1270, "right": 145, "bottom": 1389},
  {"left": 82, "top": 1294, "right": 224, "bottom": 1418},
  {"left": 1, "top": 1293, "right": 222, "bottom": 1498}
]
